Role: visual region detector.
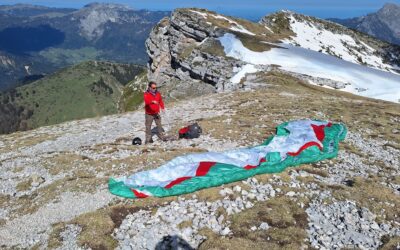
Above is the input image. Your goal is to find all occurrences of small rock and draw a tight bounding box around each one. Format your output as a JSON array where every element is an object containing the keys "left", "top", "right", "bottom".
[
  {"left": 250, "top": 226, "right": 257, "bottom": 231},
  {"left": 218, "top": 215, "right": 224, "bottom": 224},
  {"left": 220, "top": 227, "right": 230, "bottom": 236},
  {"left": 370, "top": 223, "right": 380, "bottom": 230},
  {"left": 116, "top": 232, "right": 124, "bottom": 240},
  {"left": 223, "top": 188, "right": 233, "bottom": 195},
  {"left": 286, "top": 191, "right": 296, "bottom": 197},
  {"left": 245, "top": 201, "right": 253, "bottom": 209},
  {"left": 30, "top": 174, "right": 45, "bottom": 187},
  {"left": 247, "top": 193, "right": 256, "bottom": 200},
  {"left": 269, "top": 189, "right": 276, "bottom": 197},
  {"left": 233, "top": 186, "right": 242, "bottom": 193},
  {"left": 259, "top": 222, "right": 270, "bottom": 230}
]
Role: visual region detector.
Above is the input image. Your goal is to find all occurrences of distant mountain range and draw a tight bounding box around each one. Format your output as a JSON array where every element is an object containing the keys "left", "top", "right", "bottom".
[
  {"left": 330, "top": 3, "right": 400, "bottom": 46},
  {"left": 0, "top": 3, "right": 169, "bottom": 90}
]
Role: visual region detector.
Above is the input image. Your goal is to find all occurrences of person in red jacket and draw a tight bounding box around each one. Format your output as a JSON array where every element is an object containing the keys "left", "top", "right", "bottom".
[{"left": 144, "top": 81, "right": 166, "bottom": 144}]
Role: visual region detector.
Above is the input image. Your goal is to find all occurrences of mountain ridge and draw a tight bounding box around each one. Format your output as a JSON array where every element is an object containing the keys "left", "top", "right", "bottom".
[
  {"left": 0, "top": 3, "right": 169, "bottom": 91},
  {"left": 146, "top": 8, "right": 400, "bottom": 102},
  {"left": 329, "top": 3, "right": 400, "bottom": 46}
]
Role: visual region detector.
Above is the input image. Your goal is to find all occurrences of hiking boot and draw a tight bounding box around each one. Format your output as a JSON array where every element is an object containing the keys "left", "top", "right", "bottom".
[{"left": 145, "top": 139, "right": 154, "bottom": 144}]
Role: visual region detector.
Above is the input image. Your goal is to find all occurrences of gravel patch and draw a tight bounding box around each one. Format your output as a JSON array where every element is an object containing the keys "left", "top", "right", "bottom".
[
  {"left": 0, "top": 190, "right": 113, "bottom": 248},
  {"left": 306, "top": 200, "right": 399, "bottom": 249},
  {"left": 114, "top": 178, "right": 280, "bottom": 249}
]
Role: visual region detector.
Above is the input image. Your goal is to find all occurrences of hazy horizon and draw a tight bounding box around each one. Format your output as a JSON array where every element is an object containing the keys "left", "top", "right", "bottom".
[{"left": 1, "top": 0, "right": 400, "bottom": 20}]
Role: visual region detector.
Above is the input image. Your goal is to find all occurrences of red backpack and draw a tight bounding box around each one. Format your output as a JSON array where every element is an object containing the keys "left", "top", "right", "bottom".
[{"left": 179, "top": 123, "right": 202, "bottom": 139}]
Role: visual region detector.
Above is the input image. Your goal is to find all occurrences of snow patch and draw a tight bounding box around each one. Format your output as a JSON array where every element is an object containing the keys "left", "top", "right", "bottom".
[
  {"left": 283, "top": 14, "right": 398, "bottom": 74},
  {"left": 219, "top": 33, "right": 400, "bottom": 103},
  {"left": 231, "top": 64, "right": 258, "bottom": 84},
  {"left": 190, "top": 10, "right": 208, "bottom": 19},
  {"left": 211, "top": 14, "right": 255, "bottom": 36}
]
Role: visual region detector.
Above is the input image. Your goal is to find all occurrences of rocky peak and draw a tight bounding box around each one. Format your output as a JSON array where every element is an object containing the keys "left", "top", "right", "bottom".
[
  {"left": 378, "top": 3, "right": 400, "bottom": 15},
  {"left": 376, "top": 3, "right": 400, "bottom": 35},
  {"left": 82, "top": 2, "right": 133, "bottom": 11},
  {"left": 330, "top": 3, "right": 400, "bottom": 46},
  {"left": 145, "top": 8, "right": 274, "bottom": 96},
  {"left": 73, "top": 2, "right": 135, "bottom": 40}
]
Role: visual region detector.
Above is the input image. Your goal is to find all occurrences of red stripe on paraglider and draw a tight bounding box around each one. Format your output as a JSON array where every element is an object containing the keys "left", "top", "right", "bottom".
[
  {"left": 131, "top": 189, "right": 149, "bottom": 198},
  {"left": 244, "top": 157, "right": 266, "bottom": 170},
  {"left": 164, "top": 162, "right": 216, "bottom": 189},
  {"left": 311, "top": 123, "right": 332, "bottom": 142},
  {"left": 311, "top": 124, "right": 326, "bottom": 142},
  {"left": 165, "top": 177, "right": 192, "bottom": 189},
  {"left": 244, "top": 165, "right": 257, "bottom": 170},
  {"left": 287, "top": 141, "right": 322, "bottom": 156},
  {"left": 196, "top": 162, "right": 216, "bottom": 176}
]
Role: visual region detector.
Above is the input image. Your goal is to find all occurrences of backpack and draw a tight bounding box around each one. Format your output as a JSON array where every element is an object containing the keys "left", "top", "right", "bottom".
[
  {"left": 179, "top": 123, "right": 202, "bottom": 139},
  {"left": 132, "top": 137, "right": 142, "bottom": 145}
]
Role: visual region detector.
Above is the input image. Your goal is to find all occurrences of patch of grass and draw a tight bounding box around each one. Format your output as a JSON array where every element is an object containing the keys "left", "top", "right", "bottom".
[
  {"left": 343, "top": 142, "right": 365, "bottom": 157},
  {"left": 177, "top": 220, "right": 193, "bottom": 229},
  {"left": 180, "top": 43, "right": 198, "bottom": 60},
  {"left": 47, "top": 222, "right": 66, "bottom": 249},
  {"left": 234, "top": 32, "right": 278, "bottom": 52},
  {"left": 109, "top": 205, "right": 143, "bottom": 228},
  {"left": 200, "top": 196, "right": 309, "bottom": 249},
  {"left": 12, "top": 166, "right": 24, "bottom": 173},
  {"left": 262, "top": 12, "right": 295, "bottom": 38},
  {"left": 198, "top": 229, "right": 275, "bottom": 250},
  {"left": 199, "top": 39, "right": 226, "bottom": 57},
  {"left": 39, "top": 47, "right": 101, "bottom": 66},
  {"left": 380, "top": 236, "right": 400, "bottom": 250},
  {"left": 16, "top": 179, "right": 32, "bottom": 192},
  {"left": 73, "top": 209, "right": 117, "bottom": 250},
  {"left": 119, "top": 70, "right": 147, "bottom": 112},
  {"left": 297, "top": 165, "right": 329, "bottom": 178}
]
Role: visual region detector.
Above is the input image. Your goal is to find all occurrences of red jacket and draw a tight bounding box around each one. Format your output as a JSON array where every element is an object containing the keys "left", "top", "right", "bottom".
[{"left": 144, "top": 90, "right": 165, "bottom": 115}]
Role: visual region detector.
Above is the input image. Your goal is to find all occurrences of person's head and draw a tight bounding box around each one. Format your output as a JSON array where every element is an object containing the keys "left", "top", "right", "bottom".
[{"left": 148, "top": 82, "right": 157, "bottom": 91}]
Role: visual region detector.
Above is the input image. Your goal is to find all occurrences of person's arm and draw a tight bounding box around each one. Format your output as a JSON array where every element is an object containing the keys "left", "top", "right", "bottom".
[
  {"left": 144, "top": 93, "right": 152, "bottom": 106},
  {"left": 159, "top": 94, "right": 165, "bottom": 110}
]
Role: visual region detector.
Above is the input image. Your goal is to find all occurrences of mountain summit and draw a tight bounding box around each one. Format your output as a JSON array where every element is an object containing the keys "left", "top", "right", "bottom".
[
  {"left": 146, "top": 8, "right": 400, "bottom": 102},
  {"left": 330, "top": 3, "right": 400, "bottom": 46}
]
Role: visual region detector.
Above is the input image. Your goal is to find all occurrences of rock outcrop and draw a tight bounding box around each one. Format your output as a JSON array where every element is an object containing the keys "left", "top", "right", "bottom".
[{"left": 146, "top": 9, "right": 270, "bottom": 95}]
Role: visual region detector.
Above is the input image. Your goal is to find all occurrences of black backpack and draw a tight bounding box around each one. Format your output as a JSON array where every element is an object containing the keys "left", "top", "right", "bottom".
[{"left": 179, "top": 123, "right": 202, "bottom": 139}]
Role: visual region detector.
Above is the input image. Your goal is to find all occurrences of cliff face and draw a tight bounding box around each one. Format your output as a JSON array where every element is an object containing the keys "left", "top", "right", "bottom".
[{"left": 145, "top": 9, "right": 275, "bottom": 96}]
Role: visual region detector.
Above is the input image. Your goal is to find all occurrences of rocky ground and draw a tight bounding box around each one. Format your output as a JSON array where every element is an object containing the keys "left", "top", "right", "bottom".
[{"left": 0, "top": 71, "right": 399, "bottom": 249}]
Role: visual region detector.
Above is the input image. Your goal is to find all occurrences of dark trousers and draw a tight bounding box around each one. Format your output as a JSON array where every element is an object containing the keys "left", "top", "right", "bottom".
[{"left": 145, "top": 113, "right": 165, "bottom": 143}]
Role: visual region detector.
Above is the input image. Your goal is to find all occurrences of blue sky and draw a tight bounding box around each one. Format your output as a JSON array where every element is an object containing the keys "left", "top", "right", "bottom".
[{"left": 2, "top": 0, "right": 400, "bottom": 19}]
